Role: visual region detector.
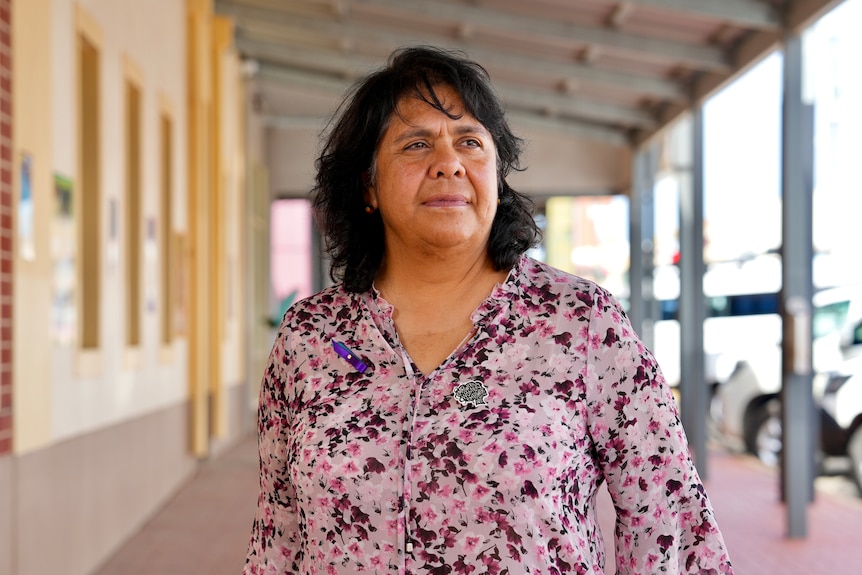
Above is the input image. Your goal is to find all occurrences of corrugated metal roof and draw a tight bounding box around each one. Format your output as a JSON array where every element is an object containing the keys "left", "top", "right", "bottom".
[{"left": 216, "top": 0, "right": 844, "bottom": 147}]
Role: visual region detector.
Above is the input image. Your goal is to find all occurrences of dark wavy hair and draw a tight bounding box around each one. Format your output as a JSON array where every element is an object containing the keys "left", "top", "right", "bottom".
[{"left": 311, "top": 45, "right": 540, "bottom": 292}]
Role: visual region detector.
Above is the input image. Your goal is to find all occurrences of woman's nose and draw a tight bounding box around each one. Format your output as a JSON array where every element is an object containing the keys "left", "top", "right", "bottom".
[{"left": 430, "top": 145, "right": 463, "bottom": 178}]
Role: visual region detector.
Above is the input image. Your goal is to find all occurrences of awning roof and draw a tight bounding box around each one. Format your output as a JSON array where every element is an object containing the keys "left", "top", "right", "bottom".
[{"left": 215, "top": 0, "right": 844, "bottom": 147}]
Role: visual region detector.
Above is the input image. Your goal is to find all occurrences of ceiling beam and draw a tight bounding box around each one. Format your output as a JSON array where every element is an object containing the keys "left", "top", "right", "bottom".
[
  {"left": 242, "top": 38, "right": 656, "bottom": 129},
  {"left": 631, "top": 27, "right": 782, "bottom": 148},
  {"left": 350, "top": 0, "right": 731, "bottom": 71},
  {"left": 632, "top": 0, "right": 845, "bottom": 149},
  {"left": 221, "top": 0, "right": 339, "bottom": 18},
  {"left": 656, "top": 0, "right": 841, "bottom": 131},
  {"left": 784, "top": 0, "right": 847, "bottom": 33},
  {"left": 497, "top": 83, "right": 657, "bottom": 129},
  {"left": 257, "top": 62, "right": 354, "bottom": 93},
  {"left": 218, "top": 0, "right": 838, "bottom": 149},
  {"left": 603, "top": 0, "right": 782, "bottom": 29},
  {"left": 216, "top": 0, "right": 690, "bottom": 102},
  {"left": 256, "top": 63, "right": 631, "bottom": 146},
  {"left": 606, "top": 3, "right": 636, "bottom": 28},
  {"left": 236, "top": 36, "right": 384, "bottom": 79},
  {"left": 506, "top": 110, "right": 631, "bottom": 147}
]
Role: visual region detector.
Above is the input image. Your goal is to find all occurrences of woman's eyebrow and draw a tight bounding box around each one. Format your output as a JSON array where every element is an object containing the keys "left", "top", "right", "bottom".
[
  {"left": 392, "top": 127, "right": 433, "bottom": 144},
  {"left": 391, "top": 123, "right": 489, "bottom": 144},
  {"left": 454, "top": 123, "right": 490, "bottom": 137}
]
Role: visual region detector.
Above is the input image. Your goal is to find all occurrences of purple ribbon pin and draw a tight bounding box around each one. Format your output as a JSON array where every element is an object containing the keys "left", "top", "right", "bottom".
[{"left": 332, "top": 340, "right": 368, "bottom": 373}]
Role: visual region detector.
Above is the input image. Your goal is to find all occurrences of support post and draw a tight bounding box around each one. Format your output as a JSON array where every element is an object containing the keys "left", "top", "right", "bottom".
[
  {"left": 628, "top": 147, "right": 657, "bottom": 348},
  {"left": 678, "top": 111, "right": 708, "bottom": 478},
  {"left": 780, "top": 31, "right": 816, "bottom": 539}
]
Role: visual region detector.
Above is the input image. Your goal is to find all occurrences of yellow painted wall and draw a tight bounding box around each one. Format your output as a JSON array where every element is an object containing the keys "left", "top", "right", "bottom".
[
  {"left": 40, "top": 0, "right": 191, "bottom": 444},
  {"left": 10, "top": 0, "right": 248, "bottom": 454},
  {"left": 12, "top": 0, "right": 54, "bottom": 453}
]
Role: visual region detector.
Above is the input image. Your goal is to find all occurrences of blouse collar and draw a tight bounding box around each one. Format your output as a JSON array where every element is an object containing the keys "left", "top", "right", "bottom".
[{"left": 362, "top": 254, "right": 527, "bottom": 330}]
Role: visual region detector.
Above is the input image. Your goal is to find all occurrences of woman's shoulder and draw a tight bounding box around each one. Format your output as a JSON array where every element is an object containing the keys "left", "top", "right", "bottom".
[
  {"left": 511, "top": 257, "right": 628, "bottom": 324},
  {"left": 519, "top": 256, "right": 613, "bottom": 301},
  {"left": 278, "top": 284, "right": 359, "bottom": 326}
]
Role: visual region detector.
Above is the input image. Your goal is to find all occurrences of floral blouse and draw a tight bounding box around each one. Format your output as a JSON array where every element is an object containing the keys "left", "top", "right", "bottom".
[{"left": 244, "top": 256, "right": 733, "bottom": 574}]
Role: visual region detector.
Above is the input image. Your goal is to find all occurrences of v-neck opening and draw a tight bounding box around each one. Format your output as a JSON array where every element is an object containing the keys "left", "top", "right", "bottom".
[{"left": 363, "top": 255, "right": 525, "bottom": 376}]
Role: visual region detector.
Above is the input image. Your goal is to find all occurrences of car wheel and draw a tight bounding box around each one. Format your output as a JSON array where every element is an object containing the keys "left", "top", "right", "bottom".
[
  {"left": 747, "top": 400, "right": 782, "bottom": 467},
  {"left": 849, "top": 426, "right": 862, "bottom": 495}
]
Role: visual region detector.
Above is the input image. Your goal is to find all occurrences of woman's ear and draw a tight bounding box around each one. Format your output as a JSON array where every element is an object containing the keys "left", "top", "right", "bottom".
[
  {"left": 363, "top": 186, "right": 375, "bottom": 207},
  {"left": 362, "top": 172, "right": 378, "bottom": 208}
]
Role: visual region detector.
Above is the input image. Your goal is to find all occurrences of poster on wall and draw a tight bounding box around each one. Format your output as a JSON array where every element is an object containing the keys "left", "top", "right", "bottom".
[
  {"left": 51, "top": 174, "right": 76, "bottom": 345},
  {"left": 19, "top": 153, "right": 36, "bottom": 260},
  {"left": 145, "top": 215, "right": 157, "bottom": 313},
  {"left": 172, "top": 232, "right": 187, "bottom": 336},
  {"left": 106, "top": 197, "right": 119, "bottom": 271}
]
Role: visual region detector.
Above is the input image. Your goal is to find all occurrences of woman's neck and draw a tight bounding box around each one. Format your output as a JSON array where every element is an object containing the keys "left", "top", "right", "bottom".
[
  {"left": 374, "top": 248, "right": 510, "bottom": 375},
  {"left": 375, "top": 248, "right": 503, "bottom": 310}
]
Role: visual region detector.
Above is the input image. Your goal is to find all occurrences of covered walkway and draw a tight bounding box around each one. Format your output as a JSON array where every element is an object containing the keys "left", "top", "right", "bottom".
[
  {"left": 93, "top": 434, "right": 862, "bottom": 575},
  {"left": 4, "top": 2, "right": 858, "bottom": 574}
]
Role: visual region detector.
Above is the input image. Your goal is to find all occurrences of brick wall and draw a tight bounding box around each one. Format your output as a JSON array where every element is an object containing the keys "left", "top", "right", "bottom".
[{"left": 0, "top": 0, "right": 11, "bottom": 456}]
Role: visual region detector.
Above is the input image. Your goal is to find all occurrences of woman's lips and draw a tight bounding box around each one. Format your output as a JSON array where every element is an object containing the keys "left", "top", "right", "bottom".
[{"left": 422, "top": 195, "right": 469, "bottom": 207}]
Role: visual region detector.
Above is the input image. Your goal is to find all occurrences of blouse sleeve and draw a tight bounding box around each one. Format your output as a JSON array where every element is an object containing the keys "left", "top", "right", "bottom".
[
  {"left": 584, "top": 287, "right": 733, "bottom": 574},
  {"left": 243, "top": 323, "right": 301, "bottom": 574}
]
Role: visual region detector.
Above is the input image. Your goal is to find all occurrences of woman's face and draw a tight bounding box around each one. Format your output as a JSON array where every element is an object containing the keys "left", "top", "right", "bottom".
[{"left": 366, "top": 84, "right": 499, "bottom": 258}]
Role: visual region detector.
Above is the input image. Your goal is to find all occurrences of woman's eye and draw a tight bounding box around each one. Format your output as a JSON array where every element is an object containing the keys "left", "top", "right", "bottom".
[
  {"left": 406, "top": 141, "right": 428, "bottom": 150},
  {"left": 463, "top": 138, "right": 482, "bottom": 148}
]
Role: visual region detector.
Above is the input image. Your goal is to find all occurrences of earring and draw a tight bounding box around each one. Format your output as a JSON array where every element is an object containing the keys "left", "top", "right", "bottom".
[
  {"left": 497, "top": 197, "right": 501, "bottom": 205},
  {"left": 365, "top": 205, "right": 376, "bottom": 214}
]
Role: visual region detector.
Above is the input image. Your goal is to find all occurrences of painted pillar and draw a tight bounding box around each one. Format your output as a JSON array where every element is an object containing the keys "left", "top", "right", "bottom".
[
  {"left": 0, "top": 0, "right": 11, "bottom": 456},
  {"left": 187, "top": 0, "right": 213, "bottom": 457}
]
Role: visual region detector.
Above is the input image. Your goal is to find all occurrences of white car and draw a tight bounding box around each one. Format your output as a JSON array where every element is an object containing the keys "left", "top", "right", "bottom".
[
  {"left": 713, "top": 284, "right": 862, "bottom": 466},
  {"left": 820, "top": 325, "right": 862, "bottom": 493},
  {"left": 651, "top": 255, "right": 783, "bottom": 394}
]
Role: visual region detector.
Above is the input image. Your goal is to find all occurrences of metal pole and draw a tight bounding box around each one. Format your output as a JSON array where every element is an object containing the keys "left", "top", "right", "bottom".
[
  {"left": 628, "top": 147, "right": 657, "bottom": 348},
  {"left": 678, "top": 111, "right": 708, "bottom": 478},
  {"left": 780, "top": 31, "right": 815, "bottom": 539}
]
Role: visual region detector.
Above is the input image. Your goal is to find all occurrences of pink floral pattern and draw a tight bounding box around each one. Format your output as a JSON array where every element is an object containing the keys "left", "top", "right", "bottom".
[{"left": 244, "top": 257, "right": 733, "bottom": 574}]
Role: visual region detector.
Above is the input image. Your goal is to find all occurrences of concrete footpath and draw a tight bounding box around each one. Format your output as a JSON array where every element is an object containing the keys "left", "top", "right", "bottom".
[{"left": 92, "top": 434, "right": 862, "bottom": 574}]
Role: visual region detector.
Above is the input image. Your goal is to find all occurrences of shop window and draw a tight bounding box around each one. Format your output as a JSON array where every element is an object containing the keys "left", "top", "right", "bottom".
[
  {"left": 78, "top": 33, "right": 100, "bottom": 349},
  {"left": 160, "top": 112, "right": 174, "bottom": 347},
  {"left": 125, "top": 78, "right": 142, "bottom": 348},
  {"left": 269, "top": 199, "right": 312, "bottom": 324}
]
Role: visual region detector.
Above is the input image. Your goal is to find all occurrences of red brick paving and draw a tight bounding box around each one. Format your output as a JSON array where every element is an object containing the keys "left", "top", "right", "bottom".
[
  {"left": 693, "top": 450, "right": 862, "bottom": 575},
  {"left": 92, "top": 435, "right": 862, "bottom": 575},
  {"left": 91, "top": 437, "right": 259, "bottom": 575}
]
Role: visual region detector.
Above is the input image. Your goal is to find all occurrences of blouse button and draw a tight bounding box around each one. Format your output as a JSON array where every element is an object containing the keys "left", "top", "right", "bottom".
[{"left": 406, "top": 542, "right": 414, "bottom": 553}]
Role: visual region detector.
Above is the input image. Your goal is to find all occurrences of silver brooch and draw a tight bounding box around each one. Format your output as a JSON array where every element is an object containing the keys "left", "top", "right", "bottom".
[{"left": 453, "top": 380, "right": 489, "bottom": 407}]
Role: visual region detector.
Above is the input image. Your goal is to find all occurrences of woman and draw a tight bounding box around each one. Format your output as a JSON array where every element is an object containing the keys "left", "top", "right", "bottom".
[{"left": 244, "top": 46, "right": 733, "bottom": 574}]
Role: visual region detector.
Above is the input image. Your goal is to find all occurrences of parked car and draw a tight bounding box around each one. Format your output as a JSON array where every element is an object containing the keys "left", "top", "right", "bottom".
[
  {"left": 652, "top": 255, "right": 783, "bottom": 396},
  {"left": 712, "top": 284, "right": 862, "bottom": 466},
  {"left": 820, "top": 326, "right": 862, "bottom": 493}
]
